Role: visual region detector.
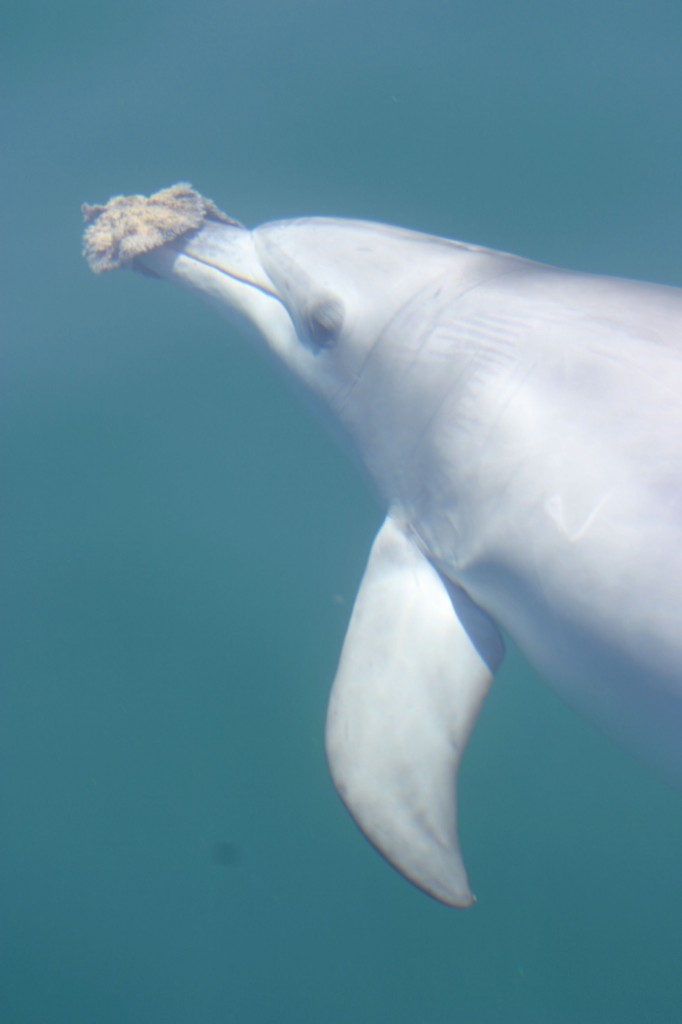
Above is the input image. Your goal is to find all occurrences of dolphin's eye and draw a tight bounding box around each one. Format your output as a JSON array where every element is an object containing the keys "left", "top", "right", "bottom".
[{"left": 307, "top": 298, "right": 344, "bottom": 349}]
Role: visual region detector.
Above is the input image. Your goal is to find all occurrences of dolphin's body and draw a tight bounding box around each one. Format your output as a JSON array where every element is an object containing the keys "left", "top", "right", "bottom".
[{"left": 83, "top": 185, "right": 682, "bottom": 906}]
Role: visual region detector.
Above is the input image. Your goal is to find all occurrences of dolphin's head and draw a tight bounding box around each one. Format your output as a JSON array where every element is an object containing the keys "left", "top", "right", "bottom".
[
  {"left": 137, "top": 214, "right": 470, "bottom": 405},
  {"left": 82, "top": 184, "right": 509, "bottom": 495}
]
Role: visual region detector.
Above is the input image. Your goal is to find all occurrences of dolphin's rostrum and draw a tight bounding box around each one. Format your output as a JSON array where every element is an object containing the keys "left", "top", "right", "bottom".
[{"left": 83, "top": 185, "right": 682, "bottom": 907}]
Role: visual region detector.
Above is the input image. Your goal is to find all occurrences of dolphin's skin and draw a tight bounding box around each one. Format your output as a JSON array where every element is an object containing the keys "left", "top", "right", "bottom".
[{"left": 83, "top": 185, "right": 682, "bottom": 907}]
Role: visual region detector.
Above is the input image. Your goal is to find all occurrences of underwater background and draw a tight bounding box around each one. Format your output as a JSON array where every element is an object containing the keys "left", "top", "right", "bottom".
[{"left": 4, "top": 1, "right": 682, "bottom": 1020}]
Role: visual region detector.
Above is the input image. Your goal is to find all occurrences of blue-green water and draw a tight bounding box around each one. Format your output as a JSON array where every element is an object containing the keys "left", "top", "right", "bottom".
[{"left": 4, "top": 1, "right": 682, "bottom": 1020}]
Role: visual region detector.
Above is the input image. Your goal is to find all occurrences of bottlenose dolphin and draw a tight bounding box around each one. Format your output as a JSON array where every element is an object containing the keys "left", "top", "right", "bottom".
[{"left": 82, "top": 184, "right": 682, "bottom": 907}]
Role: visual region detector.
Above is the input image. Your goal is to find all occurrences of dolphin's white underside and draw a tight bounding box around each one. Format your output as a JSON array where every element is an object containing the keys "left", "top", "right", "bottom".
[{"left": 83, "top": 185, "right": 682, "bottom": 906}]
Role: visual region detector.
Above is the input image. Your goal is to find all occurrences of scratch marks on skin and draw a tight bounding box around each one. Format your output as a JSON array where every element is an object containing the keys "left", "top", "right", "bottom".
[{"left": 544, "top": 491, "right": 613, "bottom": 542}]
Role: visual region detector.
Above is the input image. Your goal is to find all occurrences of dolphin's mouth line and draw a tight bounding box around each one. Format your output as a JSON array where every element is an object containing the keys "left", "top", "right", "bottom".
[{"left": 174, "top": 247, "right": 282, "bottom": 305}]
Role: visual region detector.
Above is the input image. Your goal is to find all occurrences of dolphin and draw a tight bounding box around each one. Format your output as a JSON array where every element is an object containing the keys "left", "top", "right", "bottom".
[{"left": 82, "top": 184, "right": 682, "bottom": 907}]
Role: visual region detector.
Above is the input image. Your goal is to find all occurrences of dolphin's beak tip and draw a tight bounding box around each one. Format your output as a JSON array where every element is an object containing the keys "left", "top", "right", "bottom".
[{"left": 81, "top": 183, "right": 241, "bottom": 275}]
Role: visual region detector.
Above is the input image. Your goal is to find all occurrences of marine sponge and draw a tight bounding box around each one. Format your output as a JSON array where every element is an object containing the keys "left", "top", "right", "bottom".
[{"left": 82, "top": 183, "right": 238, "bottom": 274}]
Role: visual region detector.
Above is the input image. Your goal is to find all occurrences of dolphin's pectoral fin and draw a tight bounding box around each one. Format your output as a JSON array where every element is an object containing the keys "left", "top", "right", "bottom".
[{"left": 325, "top": 516, "right": 504, "bottom": 908}]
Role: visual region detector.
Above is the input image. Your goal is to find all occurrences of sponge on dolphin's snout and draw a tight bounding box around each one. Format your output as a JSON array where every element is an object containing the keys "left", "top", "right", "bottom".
[{"left": 82, "top": 182, "right": 239, "bottom": 274}]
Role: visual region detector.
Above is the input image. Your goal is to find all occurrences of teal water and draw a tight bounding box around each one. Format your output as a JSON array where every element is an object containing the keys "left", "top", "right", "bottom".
[{"left": 4, "top": 1, "right": 682, "bottom": 1020}]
